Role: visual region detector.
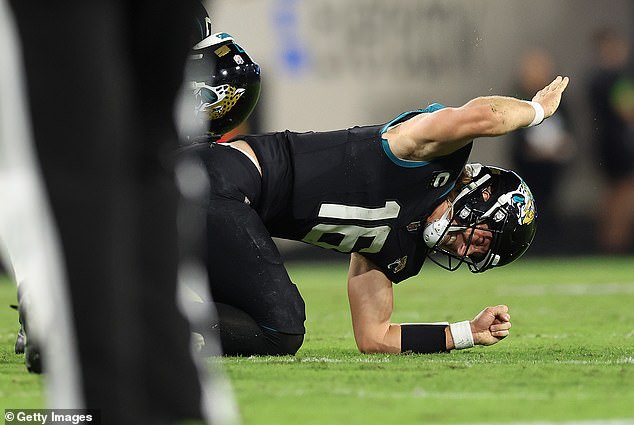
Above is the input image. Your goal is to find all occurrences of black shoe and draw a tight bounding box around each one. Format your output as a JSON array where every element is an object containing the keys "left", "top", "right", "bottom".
[
  {"left": 24, "top": 340, "right": 42, "bottom": 374},
  {"left": 15, "top": 325, "right": 26, "bottom": 354},
  {"left": 10, "top": 304, "right": 25, "bottom": 354},
  {"left": 14, "top": 287, "right": 43, "bottom": 374}
]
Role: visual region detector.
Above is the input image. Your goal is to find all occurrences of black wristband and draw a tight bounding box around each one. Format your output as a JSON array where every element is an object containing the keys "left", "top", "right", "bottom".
[{"left": 401, "top": 324, "right": 448, "bottom": 354}]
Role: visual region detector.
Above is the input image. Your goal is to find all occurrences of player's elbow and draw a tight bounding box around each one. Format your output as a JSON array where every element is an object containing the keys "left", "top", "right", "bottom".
[
  {"left": 354, "top": 333, "right": 398, "bottom": 354},
  {"left": 356, "top": 337, "right": 379, "bottom": 354}
]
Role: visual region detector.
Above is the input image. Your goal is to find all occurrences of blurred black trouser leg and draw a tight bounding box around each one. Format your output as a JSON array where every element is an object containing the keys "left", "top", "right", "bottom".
[{"left": 9, "top": 1, "right": 206, "bottom": 423}]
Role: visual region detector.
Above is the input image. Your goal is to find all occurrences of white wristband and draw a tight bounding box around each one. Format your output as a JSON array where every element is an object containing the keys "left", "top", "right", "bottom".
[
  {"left": 449, "top": 321, "right": 474, "bottom": 350},
  {"left": 525, "top": 101, "right": 545, "bottom": 127}
]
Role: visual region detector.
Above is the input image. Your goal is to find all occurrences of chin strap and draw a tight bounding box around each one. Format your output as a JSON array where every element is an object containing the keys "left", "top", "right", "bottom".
[
  {"left": 422, "top": 205, "right": 452, "bottom": 248},
  {"left": 423, "top": 171, "right": 492, "bottom": 249}
]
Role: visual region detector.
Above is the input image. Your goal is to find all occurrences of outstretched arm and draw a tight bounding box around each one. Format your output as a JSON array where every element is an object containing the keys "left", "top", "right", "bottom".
[
  {"left": 347, "top": 253, "right": 512, "bottom": 354},
  {"left": 384, "top": 76, "right": 570, "bottom": 161}
]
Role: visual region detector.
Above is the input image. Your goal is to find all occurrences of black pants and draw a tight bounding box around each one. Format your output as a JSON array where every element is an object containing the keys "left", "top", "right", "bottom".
[
  {"left": 9, "top": 1, "right": 207, "bottom": 423},
  {"left": 194, "top": 143, "right": 306, "bottom": 356}
]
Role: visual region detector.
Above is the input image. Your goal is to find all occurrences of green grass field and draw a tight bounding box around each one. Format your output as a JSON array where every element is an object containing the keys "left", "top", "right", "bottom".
[{"left": 2, "top": 256, "right": 634, "bottom": 424}]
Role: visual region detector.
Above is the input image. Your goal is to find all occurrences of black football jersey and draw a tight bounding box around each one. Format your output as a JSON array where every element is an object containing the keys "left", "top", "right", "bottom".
[{"left": 241, "top": 105, "right": 472, "bottom": 282}]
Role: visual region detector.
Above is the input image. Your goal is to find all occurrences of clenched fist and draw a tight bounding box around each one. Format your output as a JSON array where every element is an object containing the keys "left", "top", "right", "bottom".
[{"left": 470, "top": 305, "right": 512, "bottom": 346}]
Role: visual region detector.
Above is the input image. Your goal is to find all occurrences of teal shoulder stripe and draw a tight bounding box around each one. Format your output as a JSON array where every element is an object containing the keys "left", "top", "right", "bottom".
[
  {"left": 380, "top": 138, "right": 429, "bottom": 168},
  {"left": 380, "top": 103, "right": 446, "bottom": 168}
]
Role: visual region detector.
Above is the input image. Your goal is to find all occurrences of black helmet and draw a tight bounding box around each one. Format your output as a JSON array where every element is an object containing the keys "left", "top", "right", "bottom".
[
  {"left": 184, "top": 32, "right": 261, "bottom": 137},
  {"left": 191, "top": 1, "right": 213, "bottom": 45},
  {"left": 423, "top": 164, "right": 537, "bottom": 273}
]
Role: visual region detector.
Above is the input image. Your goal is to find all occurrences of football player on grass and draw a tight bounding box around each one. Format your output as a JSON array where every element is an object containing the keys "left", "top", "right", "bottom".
[{"left": 189, "top": 75, "right": 569, "bottom": 356}]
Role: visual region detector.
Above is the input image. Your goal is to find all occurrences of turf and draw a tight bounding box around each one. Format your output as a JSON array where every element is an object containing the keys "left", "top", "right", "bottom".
[
  {"left": 0, "top": 282, "right": 43, "bottom": 412},
  {"left": 1, "top": 256, "right": 634, "bottom": 424}
]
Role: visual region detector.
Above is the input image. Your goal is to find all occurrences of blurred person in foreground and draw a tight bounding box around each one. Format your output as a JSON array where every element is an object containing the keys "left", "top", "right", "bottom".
[
  {"left": 588, "top": 28, "right": 634, "bottom": 254},
  {"left": 2, "top": 1, "right": 240, "bottom": 423},
  {"left": 186, "top": 76, "right": 569, "bottom": 357},
  {"left": 511, "top": 49, "right": 575, "bottom": 253}
]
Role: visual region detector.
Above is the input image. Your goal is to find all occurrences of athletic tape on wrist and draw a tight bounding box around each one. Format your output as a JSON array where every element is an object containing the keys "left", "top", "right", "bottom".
[
  {"left": 449, "top": 321, "right": 474, "bottom": 350},
  {"left": 525, "top": 101, "right": 545, "bottom": 127}
]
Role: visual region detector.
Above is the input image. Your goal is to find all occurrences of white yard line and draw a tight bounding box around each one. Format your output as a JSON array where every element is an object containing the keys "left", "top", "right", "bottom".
[
  {"left": 241, "top": 356, "right": 393, "bottom": 363},
  {"left": 238, "top": 355, "right": 634, "bottom": 366}
]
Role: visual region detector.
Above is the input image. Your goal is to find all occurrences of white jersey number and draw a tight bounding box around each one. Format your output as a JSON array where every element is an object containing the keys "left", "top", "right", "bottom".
[{"left": 302, "top": 201, "right": 400, "bottom": 253}]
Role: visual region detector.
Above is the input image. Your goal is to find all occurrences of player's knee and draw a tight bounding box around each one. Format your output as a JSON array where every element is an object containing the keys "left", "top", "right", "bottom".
[
  {"left": 278, "top": 333, "right": 304, "bottom": 355},
  {"left": 262, "top": 328, "right": 304, "bottom": 355}
]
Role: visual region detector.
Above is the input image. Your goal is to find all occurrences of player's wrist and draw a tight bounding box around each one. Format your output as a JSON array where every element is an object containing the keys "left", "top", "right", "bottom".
[
  {"left": 449, "top": 320, "right": 475, "bottom": 350},
  {"left": 524, "top": 101, "right": 545, "bottom": 127}
]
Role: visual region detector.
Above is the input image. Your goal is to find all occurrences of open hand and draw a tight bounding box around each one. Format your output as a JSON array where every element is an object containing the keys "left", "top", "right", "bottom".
[{"left": 532, "top": 76, "right": 570, "bottom": 119}]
